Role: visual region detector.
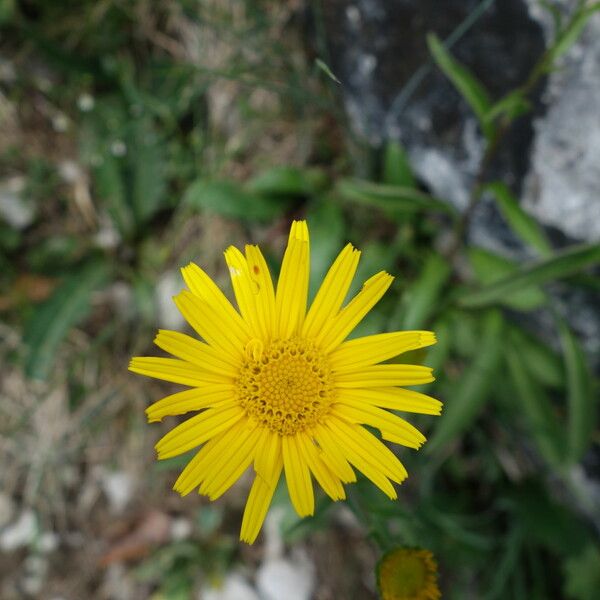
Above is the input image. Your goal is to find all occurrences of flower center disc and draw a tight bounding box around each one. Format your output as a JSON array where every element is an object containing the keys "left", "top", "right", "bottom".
[{"left": 236, "top": 338, "right": 335, "bottom": 435}]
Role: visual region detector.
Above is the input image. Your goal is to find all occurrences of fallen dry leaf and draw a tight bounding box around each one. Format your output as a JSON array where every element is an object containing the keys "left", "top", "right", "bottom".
[{"left": 98, "top": 510, "right": 172, "bottom": 567}]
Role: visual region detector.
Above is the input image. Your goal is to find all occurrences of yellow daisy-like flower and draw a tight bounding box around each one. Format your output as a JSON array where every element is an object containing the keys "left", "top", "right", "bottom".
[
  {"left": 377, "top": 548, "right": 441, "bottom": 600},
  {"left": 130, "top": 221, "right": 441, "bottom": 543}
]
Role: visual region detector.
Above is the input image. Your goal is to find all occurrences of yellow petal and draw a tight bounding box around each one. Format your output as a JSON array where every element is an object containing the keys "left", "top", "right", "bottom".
[
  {"left": 336, "top": 387, "right": 442, "bottom": 415},
  {"left": 129, "top": 357, "right": 233, "bottom": 387},
  {"left": 174, "top": 290, "right": 247, "bottom": 360},
  {"left": 302, "top": 243, "right": 360, "bottom": 339},
  {"left": 316, "top": 272, "right": 394, "bottom": 353},
  {"left": 155, "top": 405, "right": 243, "bottom": 459},
  {"left": 325, "top": 415, "right": 407, "bottom": 490},
  {"left": 154, "top": 330, "right": 239, "bottom": 376},
  {"left": 327, "top": 425, "right": 397, "bottom": 499},
  {"left": 296, "top": 432, "right": 345, "bottom": 501},
  {"left": 245, "top": 244, "right": 276, "bottom": 339},
  {"left": 173, "top": 434, "right": 225, "bottom": 496},
  {"left": 240, "top": 456, "right": 283, "bottom": 544},
  {"left": 146, "top": 385, "right": 236, "bottom": 423},
  {"left": 224, "top": 246, "right": 263, "bottom": 338},
  {"left": 200, "top": 423, "right": 261, "bottom": 500},
  {"left": 174, "top": 423, "right": 251, "bottom": 496},
  {"left": 334, "top": 364, "right": 434, "bottom": 387},
  {"left": 275, "top": 221, "right": 310, "bottom": 339},
  {"left": 254, "top": 428, "right": 282, "bottom": 486},
  {"left": 282, "top": 434, "right": 314, "bottom": 516},
  {"left": 332, "top": 402, "right": 426, "bottom": 449},
  {"left": 313, "top": 424, "right": 357, "bottom": 483},
  {"left": 181, "top": 262, "right": 250, "bottom": 337},
  {"left": 330, "top": 331, "right": 436, "bottom": 371}
]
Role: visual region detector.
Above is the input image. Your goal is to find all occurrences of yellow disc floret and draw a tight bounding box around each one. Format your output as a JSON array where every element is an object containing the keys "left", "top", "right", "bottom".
[
  {"left": 236, "top": 338, "right": 335, "bottom": 435},
  {"left": 378, "top": 548, "right": 441, "bottom": 600}
]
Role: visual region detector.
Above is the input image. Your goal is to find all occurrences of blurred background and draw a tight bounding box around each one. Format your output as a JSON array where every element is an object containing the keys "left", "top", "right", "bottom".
[{"left": 0, "top": 1, "right": 599, "bottom": 599}]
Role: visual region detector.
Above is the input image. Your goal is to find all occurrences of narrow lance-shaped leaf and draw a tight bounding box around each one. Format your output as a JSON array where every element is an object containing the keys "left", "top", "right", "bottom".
[
  {"left": 383, "top": 141, "right": 417, "bottom": 188},
  {"left": 93, "top": 153, "right": 134, "bottom": 238},
  {"left": 468, "top": 247, "right": 547, "bottom": 311},
  {"left": 549, "top": 4, "right": 600, "bottom": 64},
  {"left": 24, "top": 260, "right": 111, "bottom": 380},
  {"left": 315, "top": 58, "right": 341, "bottom": 84},
  {"left": 247, "top": 166, "right": 327, "bottom": 197},
  {"left": 505, "top": 338, "right": 565, "bottom": 468},
  {"left": 183, "top": 180, "right": 293, "bottom": 222},
  {"left": 507, "top": 326, "right": 565, "bottom": 389},
  {"left": 307, "top": 199, "right": 345, "bottom": 300},
  {"left": 458, "top": 243, "right": 600, "bottom": 308},
  {"left": 427, "top": 33, "right": 494, "bottom": 140},
  {"left": 337, "top": 178, "right": 455, "bottom": 216},
  {"left": 401, "top": 254, "right": 451, "bottom": 330},
  {"left": 426, "top": 309, "right": 504, "bottom": 453},
  {"left": 484, "top": 90, "right": 532, "bottom": 124},
  {"left": 556, "top": 316, "right": 596, "bottom": 465},
  {"left": 130, "top": 116, "right": 167, "bottom": 225},
  {"left": 485, "top": 182, "right": 551, "bottom": 256},
  {"left": 412, "top": 318, "right": 451, "bottom": 394}
]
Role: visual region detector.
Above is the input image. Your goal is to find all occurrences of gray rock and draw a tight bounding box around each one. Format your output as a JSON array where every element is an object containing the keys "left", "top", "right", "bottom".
[
  {"left": 321, "top": 0, "right": 599, "bottom": 360},
  {"left": 523, "top": 2, "right": 600, "bottom": 242}
]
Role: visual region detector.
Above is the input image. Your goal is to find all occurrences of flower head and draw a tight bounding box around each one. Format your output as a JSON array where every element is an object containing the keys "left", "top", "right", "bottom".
[
  {"left": 130, "top": 221, "right": 441, "bottom": 543},
  {"left": 377, "top": 548, "right": 441, "bottom": 600}
]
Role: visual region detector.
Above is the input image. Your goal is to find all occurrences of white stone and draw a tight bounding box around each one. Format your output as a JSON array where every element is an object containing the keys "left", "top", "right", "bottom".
[
  {"left": 0, "top": 176, "right": 34, "bottom": 229},
  {"left": 201, "top": 572, "right": 260, "bottom": 600},
  {"left": 256, "top": 551, "right": 315, "bottom": 600},
  {"left": 37, "top": 531, "right": 59, "bottom": 553},
  {"left": 78, "top": 93, "right": 95, "bottom": 112},
  {"left": 156, "top": 271, "right": 185, "bottom": 330},
  {"left": 58, "top": 160, "right": 83, "bottom": 183},
  {"left": 170, "top": 517, "right": 193, "bottom": 541},
  {"left": 100, "top": 470, "right": 134, "bottom": 514},
  {"left": 52, "top": 113, "right": 69, "bottom": 132},
  {"left": 0, "top": 510, "right": 37, "bottom": 551},
  {"left": 110, "top": 140, "right": 127, "bottom": 157}
]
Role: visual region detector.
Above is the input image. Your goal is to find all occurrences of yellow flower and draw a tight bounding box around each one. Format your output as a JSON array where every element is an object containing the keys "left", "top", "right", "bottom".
[
  {"left": 130, "top": 221, "right": 441, "bottom": 543},
  {"left": 377, "top": 548, "right": 441, "bottom": 600}
]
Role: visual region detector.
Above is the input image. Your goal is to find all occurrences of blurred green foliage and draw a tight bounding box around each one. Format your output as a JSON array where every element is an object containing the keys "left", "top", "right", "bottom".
[{"left": 1, "top": 1, "right": 599, "bottom": 599}]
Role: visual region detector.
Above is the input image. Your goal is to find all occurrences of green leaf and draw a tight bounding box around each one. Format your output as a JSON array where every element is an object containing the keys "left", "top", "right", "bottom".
[
  {"left": 549, "top": 4, "right": 600, "bottom": 65},
  {"left": 511, "top": 480, "right": 590, "bottom": 556},
  {"left": 382, "top": 141, "right": 417, "bottom": 188},
  {"left": 507, "top": 327, "right": 565, "bottom": 389},
  {"left": 485, "top": 182, "right": 551, "bottom": 256},
  {"left": 24, "top": 260, "right": 111, "bottom": 380},
  {"left": 247, "top": 166, "right": 327, "bottom": 197},
  {"left": 0, "top": 0, "right": 15, "bottom": 25},
  {"left": 447, "top": 309, "right": 480, "bottom": 358},
  {"left": 423, "top": 318, "right": 452, "bottom": 373},
  {"left": 458, "top": 243, "right": 600, "bottom": 308},
  {"left": 426, "top": 309, "right": 504, "bottom": 453},
  {"left": 315, "top": 58, "right": 341, "bottom": 83},
  {"left": 130, "top": 117, "right": 167, "bottom": 225},
  {"left": 337, "top": 178, "right": 454, "bottom": 217},
  {"left": 412, "top": 318, "right": 452, "bottom": 394},
  {"left": 93, "top": 153, "right": 134, "bottom": 238},
  {"left": 557, "top": 317, "right": 596, "bottom": 464},
  {"left": 505, "top": 339, "right": 564, "bottom": 467},
  {"left": 401, "top": 254, "right": 451, "bottom": 330},
  {"left": 183, "top": 180, "right": 293, "bottom": 221},
  {"left": 306, "top": 199, "right": 345, "bottom": 300},
  {"left": 427, "top": 33, "right": 494, "bottom": 140},
  {"left": 484, "top": 91, "right": 532, "bottom": 124},
  {"left": 563, "top": 544, "right": 600, "bottom": 600},
  {"left": 468, "top": 247, "right": 547, "bottom": 311}
]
